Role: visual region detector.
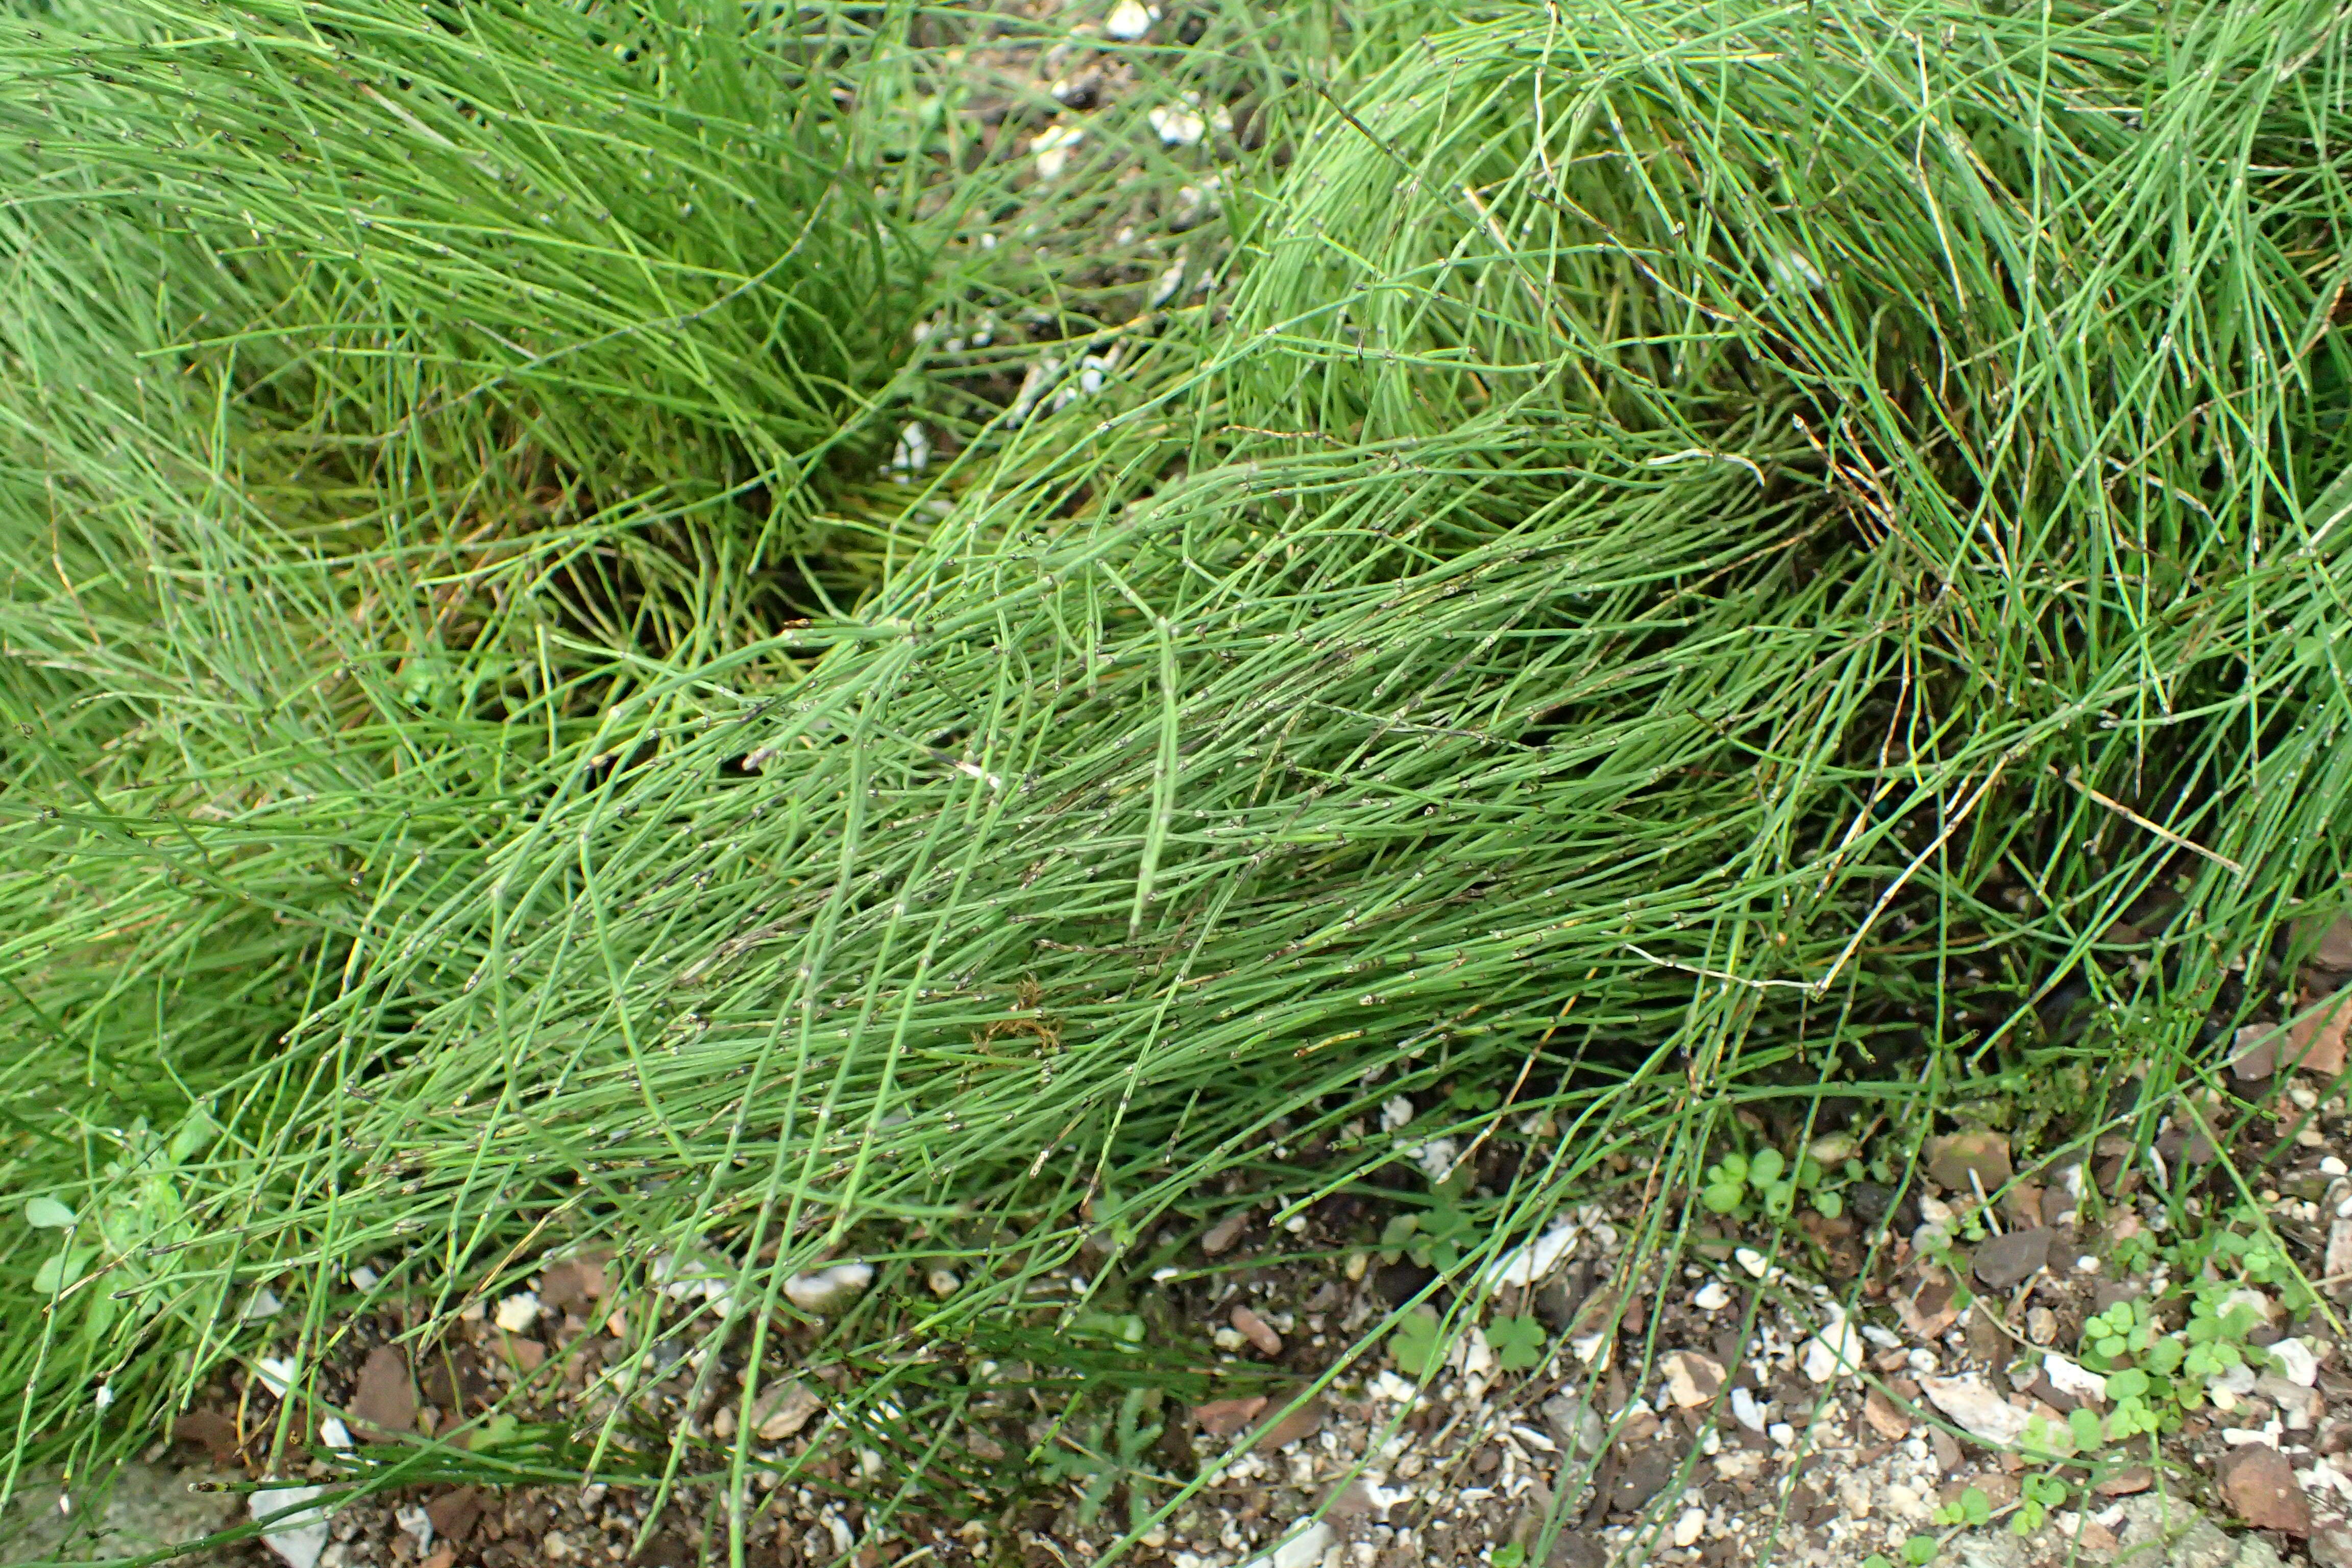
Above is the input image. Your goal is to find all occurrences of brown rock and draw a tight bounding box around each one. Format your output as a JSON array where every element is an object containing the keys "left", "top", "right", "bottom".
[
  {"left": 536, "top": 1255, "right": 609, "bottom": 1315},
  {"left": 502, "top": 1335, "right": 546, "bottom": 1373},
  {"left": 2216, "top": 1444, "right": 2311, "bottom": 1535},
  {"left": 2002, "top": 1183, "right": 2045, "bottom": 1229},
  {"left": 349, "top": 1346, "right": 418, "bottom": 1439},
  {"left": 1925, "top": 1132, "right": 2013, "bottom": 1195},
  {"left": 172, "top": 1409, "right": 243, "bottom": 1466},
  {"left": 422, "top": 1549, "right": 456, "bottom": 1568},
  {"left": 1200, "top": 1213, "right": 1248, "bottom": 1255},
  {"left": 1231, "top": 1305, "right": 1282, "bottom": 1357},
  {"left": 1322, "top": 1480, "right": 1378, "bottom": 1524},
  {"left": 1251, "top": 1398, "right": 1324, "bottom": 1451},
  {"left": 1972, "top": 1228, "right": 2052, "bottom": 1291},
  {"left": 1930, "top": 1429, "right": 1963, "bottom": 1473},
  {"left": 1607, "top": 1444, "right": 1680, "bottom": 1514},
  {"left": 2301, "top": 914, "right": 2352, "bottom": 972},
  {"left": 2095, "top": 1466, "right": 2152, "bottom": 1496},
  {"left": 1191, "top": 1396, "right": 1267, "bottom": 1437},
  {"left": 2233, "top": 1024, "right": 2281, "bottom": 1081},
  {"left": 2289, "top": 988, "right": 2351, "bottom": 1079},
  {"left": 1896, "top": 1276, "right": 1959, "bottom": 1339},
  {"left": 1863, "top": 1387, "right": 1913, "bottom": 1439},
  {"left": 425, "top": 1487, "right": 484, "bottom": 1544},
  {"left": 752, "top": 1378, "right": 822, "bottom": 1441}
]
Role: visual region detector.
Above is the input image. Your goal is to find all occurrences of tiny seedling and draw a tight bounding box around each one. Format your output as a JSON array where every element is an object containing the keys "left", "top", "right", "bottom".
[{"left": 1700, "top": 1144, "right": 1866, "bottom": 1222}]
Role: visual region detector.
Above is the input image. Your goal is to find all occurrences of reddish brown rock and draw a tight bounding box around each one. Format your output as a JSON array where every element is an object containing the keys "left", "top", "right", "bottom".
[
  {"left": 1230, "top": 1305, "right": 1282, "bottom": 1357},
  {"left": 2216, "top": 1445, "right": 2310, "bottom": 1535},
  {"left": 349, "top": 1345, "right": 416, "bottom": 1439},
  {"left": 1190, "top": 1395, "right": 1267, "bottom": 1437}
]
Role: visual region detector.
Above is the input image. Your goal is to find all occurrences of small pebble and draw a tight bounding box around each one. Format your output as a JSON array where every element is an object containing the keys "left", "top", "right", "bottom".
[
  {"left": 1734, "top": 1247, "right": 1768, "bottom": 1279},
  {"left": 1232, "top": 1306, "right": 1283, "bottom": 1357},
  {"left": 2076, "top": 1254, "right": 2101, "bottom": 1273},
  {"left": 1104, "top": 0, "right": 1157, "bottom": 40},
  {"left": 1692, "top": 1281, "right": 1731, "bottom": 1311},
  {"left": 2323, "top": 1156, "right": 2349, "bottom": 1177},
  {"left": 1673, "top": 1507, "right": 1705, "bottom": 1548}
]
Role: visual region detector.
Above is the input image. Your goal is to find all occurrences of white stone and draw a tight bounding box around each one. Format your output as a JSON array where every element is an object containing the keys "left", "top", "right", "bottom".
[
  {"left": 251, "top": 1485, "right": 332, "bottom": 1568},
  {"left": 2271, "top": 1337, "right": 2321, "bottom": 1387},
  {"left": 1920, "top": 1374, "right": 2031, "bottom": 1446},
  {"left": 1408, "top": 1138, "right": 1459, "bottom": 1182},
  {"left": 394, "top": 1504, "right": 433, "bottom": 1551},
  {"left": 783, "top": 1261, "right": 872, "bottom": 1314},
  {"left": 493, "top": 1291, "right": 540, "bottom": 1333},
  {"left": 317, "top": 1417, "right": 351, "bottom": 1450},
  {"left": 889, "top": 422, "right": 930, "bottom": 479},
  {"left": 1860, "top": 1325, "right": 1904, "bottom": 1350},
  {"left": 1673, "top": 1507, "right": 1706, "bottom": 1548},
  {"left": 1803, "top": 1310, "right": 1865, "bottom": 1382},
  {"left": 1661, "top": 1350, "right": 1725, "bottom": 1409},
  {"left": 254, "top": 1357, "right": 300, "bottom": 1400},
  {"left": 1382, "top": 1096, "right": 1415, "bottom": 1131},
  {"left": 1769, "top": 252, "right": 1827, "bottom": 292},
  {"left": 1729, "top": 1386, "right": 1768, "bottom": 1434},
  {"left": 2211, "top": 1361, "right": 2260, "bottom": 1399},
  {"left": 2218, "top": 1287, "right": 2275, "bottom": 1325},
  {"left": 2041, "top": 1354, "right": 2107, "bottom": 1401},
  {"left": 1734, "top": 1247, "right": 1768, "bottom": 1278},
  {"left": 1238, "top": 1521, "right": 1332, "bottom": 1568},
  {"left": 2323, "top": 1157, "right": 2348, "bottom": 1177},
  {"left": 1031, "top": 125, "right": 1085, "bottom": 181},
  {"left": 1487, "top": 1219, "right": 1579, "bottom": 1287},
  {"left": 1149, "top": 103, "right": 1207, "bottom": 146},
  {"left": 1692, "top": 1280, "right": 1732, "bottom": 1312},
  {"left": 1767, "top": 1422, "right": 1796, "bottom": 1448},
  {"left": 1104, "top": 0, "right": 1157, "bottom": 40}
]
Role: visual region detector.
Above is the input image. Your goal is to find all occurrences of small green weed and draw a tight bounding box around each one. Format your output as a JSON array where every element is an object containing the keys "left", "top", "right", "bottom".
[
  {"left": 1379, "top": 1199, "right": 1479, "bottom": 1273},
  {"left": 1701, "top": 1141, "right": 1874, "bottom": 1223},
  {"left": 1389, "top": 1307, "right": 1444, "bottom": 1378},
  {"left": 1035, "top": 1388, "right": 1168, "bottom": 1532},
  {"left": 1486, "top": 1314, "right": 1548, "bottom": 1373}
]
